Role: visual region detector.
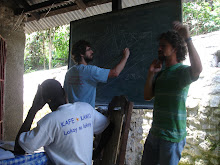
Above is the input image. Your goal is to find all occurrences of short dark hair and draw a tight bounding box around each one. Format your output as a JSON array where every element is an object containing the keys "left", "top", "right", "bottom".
[
  {"left": 71, "top": 40, "right": 91, "bottom": 64},
  {"left": 41, "top": 79, "right": 63, "bottom": 103},
  {"left": 159, "top": 30, "right": 187, "bottom": 62}
]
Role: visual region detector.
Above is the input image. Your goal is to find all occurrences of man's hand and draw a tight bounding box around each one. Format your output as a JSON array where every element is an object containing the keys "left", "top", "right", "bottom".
[
  {"left": 173, "top": 21, "right": 202, "bottom": 79},
  {"left": 123, "top": 48, "right": 130, "bottom": 59},
  {"left": 144, "top": 59, "right": 161, "bottom": 101},
  {"left": 108, "top": 48, "right": 130, "bottom": 78},
  {"left": 173, "top": 21, "right": 190, "bottom": 40},
  {"left": 149, "top": 59, "right": 162, "bottom": 74},
  {"left": 31, "top": 85, "right": 46, "bottom": 113}
]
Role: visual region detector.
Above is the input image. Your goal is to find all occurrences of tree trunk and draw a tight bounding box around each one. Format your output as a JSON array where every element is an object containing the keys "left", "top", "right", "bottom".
[
  {"left": 42, "top": 34, "right": 46, "bottom": 70},
  {"left": 49, "top": 28, "right": 52, "bottom": 70}
]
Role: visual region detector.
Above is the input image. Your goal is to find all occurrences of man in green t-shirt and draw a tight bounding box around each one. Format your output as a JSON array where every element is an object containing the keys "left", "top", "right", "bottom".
[{"left": 142, "top": 21, "right": 202, "bottom": 165}]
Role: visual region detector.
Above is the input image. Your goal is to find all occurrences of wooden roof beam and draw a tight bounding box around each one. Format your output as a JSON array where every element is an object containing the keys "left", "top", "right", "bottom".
[
  {"left": 15, "top": 0, "right": 41, "bottom": 20},
  {"left": 74, "top": 0, "right": 87, "bottom": 11},
  {"left": 15, "top": 0, "right": 72, "bottom": 15},
  {"left": 25, "top": 0, "right": 112, "bottom": 22}
]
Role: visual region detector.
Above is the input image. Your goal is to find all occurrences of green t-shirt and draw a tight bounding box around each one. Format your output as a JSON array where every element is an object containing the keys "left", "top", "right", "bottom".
[{"left": 151, "top": 63, "right": 194, "bottom": 142}]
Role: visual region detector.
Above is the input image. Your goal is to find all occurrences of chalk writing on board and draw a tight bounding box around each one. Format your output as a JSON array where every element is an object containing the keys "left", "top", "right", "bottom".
[{"left": 70, "top": 0, "right": 181, "bottom": 107}]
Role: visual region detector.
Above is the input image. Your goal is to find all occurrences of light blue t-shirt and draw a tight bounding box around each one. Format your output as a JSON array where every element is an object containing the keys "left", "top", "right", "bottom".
[{"left": 64, "top": 64, "right": 110, "bottom": 107}]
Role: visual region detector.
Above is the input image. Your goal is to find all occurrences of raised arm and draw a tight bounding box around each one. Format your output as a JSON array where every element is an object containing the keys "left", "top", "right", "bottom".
[
  {"left": 144, "top": 59, "right": 162, "bottom": 101},
  {"left": 108, "top": 48, "right": 130, "bottom": 78},
  {"left": 173, "top": 21, "right": 203, "bottom": 79},
  {"left": 14, "top": 85, "right": 46, "bottom": 154}
]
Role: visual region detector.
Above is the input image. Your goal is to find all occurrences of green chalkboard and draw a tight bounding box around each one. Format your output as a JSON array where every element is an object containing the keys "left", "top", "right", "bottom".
[{"left": 69, "top": 0, "right": 182, "bottom": 108}]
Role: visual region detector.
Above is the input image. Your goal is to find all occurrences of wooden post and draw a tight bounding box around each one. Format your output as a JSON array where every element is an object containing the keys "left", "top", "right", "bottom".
[
  {"left": 0, "top": 35, "right": 6, "bottom": 140},
  {"left": 100, "top": 95, "right": 133, "bottom": 165},
  {"left": 117, "top": 101, "right": 133, "bottom": 165},
  {"left": 112, "top": 0, "right": 122, "bottom": 12}
]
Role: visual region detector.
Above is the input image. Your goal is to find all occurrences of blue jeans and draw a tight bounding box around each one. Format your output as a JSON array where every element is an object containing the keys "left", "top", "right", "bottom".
[{"left": 141, "top": 132, "right": 186, "bottom": 165}]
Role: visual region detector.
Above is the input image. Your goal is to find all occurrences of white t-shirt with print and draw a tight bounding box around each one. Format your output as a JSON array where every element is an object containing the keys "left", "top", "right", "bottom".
[{"left": 19, "top": 102, "right": 109, "bottom": 165}]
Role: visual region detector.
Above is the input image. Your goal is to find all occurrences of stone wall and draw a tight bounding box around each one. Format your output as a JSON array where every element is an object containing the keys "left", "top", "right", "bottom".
[
  {"left": 125, "top": 109, "right": 144, "bottom": 165},
  {"left": 140, "top": 31, "right": 220, "bottom": 165}
]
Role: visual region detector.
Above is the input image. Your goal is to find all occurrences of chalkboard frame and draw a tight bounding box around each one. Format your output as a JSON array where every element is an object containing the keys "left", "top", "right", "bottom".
[{"left": 68, "top": 0, "right": 182, "bottom": 109}]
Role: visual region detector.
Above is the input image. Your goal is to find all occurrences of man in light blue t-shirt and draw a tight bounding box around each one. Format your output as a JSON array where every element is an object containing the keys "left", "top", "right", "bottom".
[{"left": 64, "top": 40, "right": 130, "bottom": 107}]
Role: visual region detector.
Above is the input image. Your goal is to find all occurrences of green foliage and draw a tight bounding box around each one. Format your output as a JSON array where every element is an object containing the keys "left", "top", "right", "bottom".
[
  {"left": 53, "top": 25, "right": 70, "bottom": 68},
  {"left": 183, "top": 0, "right": 220, "bottom": 36},
  {"left": 24, "top": 32, "right": 46, "bottom": 72},
  {"left": 24, "top": 25, "right": 70, "bottom": 73}
]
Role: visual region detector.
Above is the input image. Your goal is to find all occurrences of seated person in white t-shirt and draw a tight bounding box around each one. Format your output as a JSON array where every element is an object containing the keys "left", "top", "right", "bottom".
[{"left": 14, "top": 79, "right": 110, "bottom": 165}]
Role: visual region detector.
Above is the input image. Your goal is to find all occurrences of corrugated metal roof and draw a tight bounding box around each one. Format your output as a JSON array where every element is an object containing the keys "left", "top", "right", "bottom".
[{"left": 24, "top": 0, "right": 159, "bottom": 33}]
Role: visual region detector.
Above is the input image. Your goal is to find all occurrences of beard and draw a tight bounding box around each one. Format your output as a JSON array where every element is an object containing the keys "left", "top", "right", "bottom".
[
  {"left": 84, "top": 55, "right": 93, "bottom": 64},
  {"left": 158, "top": 51, "right": 166, "bottom": 62}
]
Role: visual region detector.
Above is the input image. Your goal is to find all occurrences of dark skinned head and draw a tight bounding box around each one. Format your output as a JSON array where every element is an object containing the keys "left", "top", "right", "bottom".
[{"left": 41, "top": 79, "right": 66, "bottom": 111}]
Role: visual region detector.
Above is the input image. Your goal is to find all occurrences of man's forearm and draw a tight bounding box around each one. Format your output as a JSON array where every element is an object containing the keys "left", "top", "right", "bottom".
[
  {"left": 144, "top": 72, "right": 155, "bottom": 101},
  {"left": 114, "top": 56, "right": 128, "bottom": 75},
  {"left": 14, "top": 107, "right": 38, "bottom": 154},
  {"left": 108, "top": 56, "right": 128, "bottom": 78},
  {"left": 187, "top": 39, "right": 203, "bottom": 78},
  {"left": 18, "top": 107, "right": 37, "bottom": 133}
]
